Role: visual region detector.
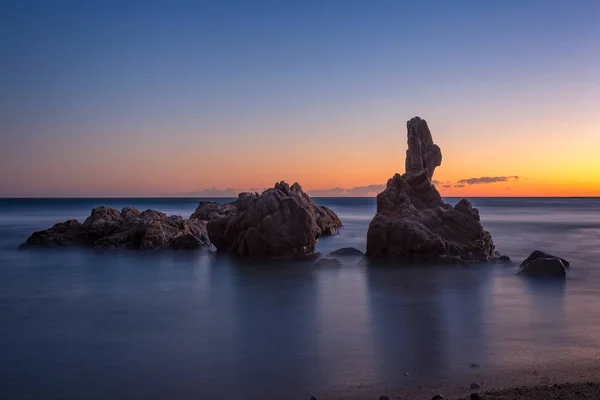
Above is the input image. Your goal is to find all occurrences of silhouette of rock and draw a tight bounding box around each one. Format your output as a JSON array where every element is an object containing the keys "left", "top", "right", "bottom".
[
  {"left": 329, "top": 247, "right": 364, "bottom": 257},
  {"left": 366, "top": 117, "right": 497, "bottom": 263},
  {"left": 19, "top": 206, "right": 211, "bottom": 250},
  {"left": 521, "top": 250, "right": 570, "bottom": 269},
  {"left": 518, "top": 256, "right": 567, "bottom": 278},
  {"left": 207, "top": 181, "right": 342, "bottom": 259}
]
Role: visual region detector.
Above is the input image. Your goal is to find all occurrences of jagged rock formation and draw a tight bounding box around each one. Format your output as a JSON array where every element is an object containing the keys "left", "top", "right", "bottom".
[
  {"left": 19, "top": 206, "right": 211, "bottom": 250},
  {"left": 366, "top": 117, "right": 498, "bottom": 264},
  {"left": 207, "top": 181, "right": 342, "bottom": 259}
]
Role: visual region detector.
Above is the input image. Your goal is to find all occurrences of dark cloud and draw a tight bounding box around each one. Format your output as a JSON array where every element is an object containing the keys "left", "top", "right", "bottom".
[
  {"left": 443, "top": 184, "right": 452, "bottom": 188},
  {"left": 457, "top": 176, "right": 519, "bottom": 185},
  {"left": 454, "top": 184, "right": 465, "bottom": 188}
]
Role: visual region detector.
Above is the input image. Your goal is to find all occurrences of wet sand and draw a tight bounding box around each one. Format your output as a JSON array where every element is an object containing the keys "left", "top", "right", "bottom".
[{"left": 322, "top": 360, "right": 600, "bottom": 400}]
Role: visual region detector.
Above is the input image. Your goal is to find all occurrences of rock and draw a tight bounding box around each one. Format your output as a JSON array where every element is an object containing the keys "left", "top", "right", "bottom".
[
  {"left": 366, "top": 118, "right": 497, "bottom": 263},
  {"left": 207, "top": 181, "right": 342, "bottom": 259},
  {"left": 518, "top": 257, "right": 567, "bottom": 278},
  {"left": 431, "top": 395, "right": 444, "bottom": 400},
  {"left": 405, "top": 117, "right": 442, "bottom": 179},
  {"left": 315, "top": 205, "right": 342, "bottom": 236},
  {"left": 309, "top": 397, "right": 318, "bottom": 400},
  {"left": 470, "top": 394, "right": 482, "bottom": 400},
  {"left": 498, "top": 255, "right": 511, "bottom": 263},
  {"left": 190, "top": 201, "right": 237, "bottom": 221},
  {"left": 18, "top": 219, "right": 84, "bottom": 248},
  {"left": 19, "top": 206, "right": 211, "bottom": 251},
  {"left": 470, "top": 383, "right": 481, "bottom": 390},
  {"left": 313, "top": 258, "right": 341, "bottom": 268},
  {"left": 379, "top": 396, "right": 390, "bottom": 400},
  {"left": 521, "top": 250, "right": 570, "bottom": 268},
  {"left": 328, "top": 247, "right": 364, "bottom": 257}
]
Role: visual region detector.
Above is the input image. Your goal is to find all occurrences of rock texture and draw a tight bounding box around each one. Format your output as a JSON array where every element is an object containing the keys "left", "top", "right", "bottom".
[
  {"left": 366, "top": 117, "right": 498, "bottom": 264},
  {"left": 405, "top": 116, "right": 442, "bottom": 179},
  {"left": 190, "top": 201, "right": 237, "bottom": 221},
  {"left": 518, "top": 250, "right": 570, "bottom": 278},
  {"left": 20, "top": 206, "right": 211, "bottom": 250},
  {"left": 207, "top": 181, "right": 342, "bottom": 259}
]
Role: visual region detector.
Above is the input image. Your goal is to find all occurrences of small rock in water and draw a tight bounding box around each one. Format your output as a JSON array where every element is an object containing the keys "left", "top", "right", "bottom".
[
  {"left": 431, "top": 395, "right": 444, "bottom": 400},
  {"left": 470, "top": 363, "right": 481, "bottom": 368},
  {"left": 499, "top": 255, "right": 511, "bottom": 263},
  {"left": 470, "top": 383, "right": 481, "bottom": 390},
  {"left": 309, "top": 396, "right": 318, "bottom": 400},
  {"left": 404, "top": 372, "right": 409, "bottom": 376},
  {"left": 329, "top": 247, "right": 364, "bottom": 257},
  {"left": 378, "top": 396, "right": 390, "bottom": 400},
  {"left": 470, "top": 393, "right": 482, "bottom": 400},
  {"left": 313, "top": 258, "right": 342, "bottom": 268}
]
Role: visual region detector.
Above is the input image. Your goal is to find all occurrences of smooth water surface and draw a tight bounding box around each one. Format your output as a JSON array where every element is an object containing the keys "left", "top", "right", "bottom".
[{"left": 1, "top": 198, "right": 600, "bottom": 399}]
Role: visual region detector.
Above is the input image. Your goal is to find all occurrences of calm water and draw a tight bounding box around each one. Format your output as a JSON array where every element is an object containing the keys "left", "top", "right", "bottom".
[{"left": 1, "top": 197, "right": 600, "bottom": 399}]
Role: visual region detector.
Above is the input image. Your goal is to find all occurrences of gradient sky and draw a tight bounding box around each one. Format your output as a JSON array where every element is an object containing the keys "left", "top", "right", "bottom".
[{"left": 1, "top": 0, "right": 599, "bottom": 197}]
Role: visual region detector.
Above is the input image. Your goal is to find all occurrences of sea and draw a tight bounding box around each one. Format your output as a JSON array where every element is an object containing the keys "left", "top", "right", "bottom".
[{"left": 1, "top": 197, "right": 600, "bottom": 399}]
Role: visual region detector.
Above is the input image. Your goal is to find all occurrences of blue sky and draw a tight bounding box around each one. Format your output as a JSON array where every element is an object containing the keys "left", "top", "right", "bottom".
[{"left": 1, "top": 0, "right": 599, "bottom": 196}]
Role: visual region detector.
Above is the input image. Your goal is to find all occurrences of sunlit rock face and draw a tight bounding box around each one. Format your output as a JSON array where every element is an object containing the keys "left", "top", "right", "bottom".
[
  {"left": 366, "top": 117, "right": 498, "bottom": 264},
  {"left": 207, "top": 181, "right": 342, "bottom": 260},
  {"left": 19, "top": 206, "right": 211, "bottom": 250}
]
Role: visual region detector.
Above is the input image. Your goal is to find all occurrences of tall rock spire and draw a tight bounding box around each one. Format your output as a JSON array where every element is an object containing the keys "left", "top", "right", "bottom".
[{"left": 405, "top": 117, "right": 442, "bottom": 179}]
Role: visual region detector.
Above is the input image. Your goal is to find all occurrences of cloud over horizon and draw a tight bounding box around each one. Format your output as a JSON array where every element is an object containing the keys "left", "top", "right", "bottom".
[
  {"left": 456, "top": 176, "right": 520, "bottom": 185},
  {"left": 188, "top": 175, "right": 521, "bottom": 197}
]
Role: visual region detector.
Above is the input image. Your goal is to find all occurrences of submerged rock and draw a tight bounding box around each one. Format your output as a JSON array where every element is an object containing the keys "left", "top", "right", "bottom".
[
  {"left": 19, "top": 206, "right": 211, "bottom": 251},
  {"left": 207, "top": 181, "right": 342, "bottom": 260},
  {"left": 518, "top": 256, "right": 567, "bottom": 278},
  {"left": 329, "top": 247, "right": 364, "bottom": 257},
  {"left": 366, "top": 117, "right": 498, "bottom": 264}
]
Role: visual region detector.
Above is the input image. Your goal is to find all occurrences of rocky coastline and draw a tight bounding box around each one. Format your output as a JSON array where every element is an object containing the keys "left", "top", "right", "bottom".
[{"left": 18, "top": 117, "right": 571, "bottom": 277}]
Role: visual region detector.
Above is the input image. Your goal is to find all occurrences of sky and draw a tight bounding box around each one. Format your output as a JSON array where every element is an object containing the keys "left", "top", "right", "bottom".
[{"left": 1, "top": 0, "right": 599, "bottom": 197}]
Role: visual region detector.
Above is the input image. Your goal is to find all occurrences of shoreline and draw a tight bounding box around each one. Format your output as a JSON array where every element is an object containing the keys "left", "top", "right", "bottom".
[{"left": 320, "top": 360, "right": 600, "bottom": 400}]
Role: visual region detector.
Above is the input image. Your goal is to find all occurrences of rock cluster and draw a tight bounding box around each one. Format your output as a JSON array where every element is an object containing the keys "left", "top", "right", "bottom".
[
  {"left": 366, "top": 117, "right": 498, "bottom": 264},
  {"left": 19, "top": 206, "right": 211, "bottom": 250},
  {"left": 207, "top": 181, "right": 342, "bottom": 259}
]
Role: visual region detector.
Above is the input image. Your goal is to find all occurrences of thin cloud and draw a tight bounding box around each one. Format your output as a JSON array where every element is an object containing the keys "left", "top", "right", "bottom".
[
  {"left": 186, "top": 187, "right": 238, "bottom": 197},
  {"left": 457, "top": 176, "right": 519, "bottom": 185},
  {"left": 346, "top": 184, "right": 386, "bottom": 195},
  {"left": 454, "top": 184, "right": 465, "bottom": 188},
  {"left": 308, "top": 187, "right": 346, "bottom": 196},
  {"left": 432, "top": 180, "right": 440, "bottom": 186},
  {"left": 308, "top": 184, "right": 386, "bottom": 197},
  {"left": 442, "top": 184, "right": 452, "bottom": 188}
]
